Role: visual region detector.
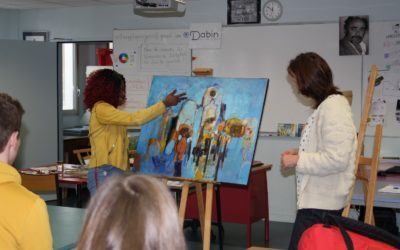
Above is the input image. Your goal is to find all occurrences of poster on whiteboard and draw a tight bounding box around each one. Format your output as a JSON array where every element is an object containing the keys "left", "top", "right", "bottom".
[{"left": 113, "top": 29, "right": 192, "bottom": 111}]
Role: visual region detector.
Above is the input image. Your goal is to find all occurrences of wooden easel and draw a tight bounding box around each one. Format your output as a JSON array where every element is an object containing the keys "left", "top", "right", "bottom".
[
  {"left": 178, "top": 179, "right": 217, "bottom": 250},
  {"left": 343, "top": 64, "right": 383, "bottom": 225},
  {"left": 161, "top": 176, "right": 217, "bottom": 250}
]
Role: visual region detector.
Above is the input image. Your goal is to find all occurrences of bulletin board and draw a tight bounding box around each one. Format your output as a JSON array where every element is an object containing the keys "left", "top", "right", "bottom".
[
  {"left": 113, "top": 29, "right": 192, "bottom": 111},
  {"left": 192, "top": 23, "right": 363, "bottom": 133},
  {"left": 362, "top": 21, "right": 400, "bottom": 137}
]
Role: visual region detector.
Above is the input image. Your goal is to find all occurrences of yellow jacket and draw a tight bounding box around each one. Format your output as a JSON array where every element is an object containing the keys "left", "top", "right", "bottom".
[
  {"left": 0, "top": 161, "right": 52, "bottom": 250},
  {"left": 89, "top": 101, "right": 166, "bottom": 170}
]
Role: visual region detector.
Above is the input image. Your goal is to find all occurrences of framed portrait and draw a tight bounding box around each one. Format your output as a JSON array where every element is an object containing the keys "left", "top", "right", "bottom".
[
  {"left": 339, "top": 15, "right": 369, "bottom": 56},
  {"left": 227, "top": 0, "right": 261, "bottom": 25},
  {"left": 23, "top": 31, "right": 49, "bottom": 42}
]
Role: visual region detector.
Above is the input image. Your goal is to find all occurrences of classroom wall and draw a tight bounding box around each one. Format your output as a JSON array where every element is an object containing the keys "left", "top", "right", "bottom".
[
  {"left": 0, "top": 9, "right": 19, "bottom": 39},
  {"left": 1, "top": 0, "right": 400, "bottom": 223},
  {"left": 3, "top": 0, "right": 400, "bottom": 41}
]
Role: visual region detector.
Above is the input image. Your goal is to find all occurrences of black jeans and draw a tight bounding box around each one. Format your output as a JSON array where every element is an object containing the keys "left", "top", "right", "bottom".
[{"left": 288, "top": 208, "right": 344, "bottom": 250}]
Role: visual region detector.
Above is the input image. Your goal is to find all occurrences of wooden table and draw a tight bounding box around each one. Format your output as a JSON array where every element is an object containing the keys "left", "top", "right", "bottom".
[
  {"left": 352, "top": 174, "right": 400, "bottom": 209},
  {"left": 21, "top": 164, "right": 88, "bottom": 208},
  {"left": 351, "top": 160, "right": 400, "bottom": 209}
]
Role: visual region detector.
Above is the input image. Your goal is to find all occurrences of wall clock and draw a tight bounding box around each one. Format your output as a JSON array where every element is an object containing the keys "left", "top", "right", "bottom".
[{"left": 263, "top": 0, "right": 283, "bottom": 22}]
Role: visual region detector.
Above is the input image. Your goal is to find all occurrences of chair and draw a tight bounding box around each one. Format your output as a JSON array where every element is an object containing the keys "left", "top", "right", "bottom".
[
  {"left": 20, "top": 172, "right": 62, "bottom": 205},
  {"left": 73, "top": 148, "right": 91, "bottom": 165}
]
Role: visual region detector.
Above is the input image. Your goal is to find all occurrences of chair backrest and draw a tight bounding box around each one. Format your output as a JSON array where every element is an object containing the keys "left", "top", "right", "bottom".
[
  {"left": 73, "top": 148, "right": 91, "bottom": 165},
  {"left": 20, "top": 173, "right": 61, "bottom": 205}
]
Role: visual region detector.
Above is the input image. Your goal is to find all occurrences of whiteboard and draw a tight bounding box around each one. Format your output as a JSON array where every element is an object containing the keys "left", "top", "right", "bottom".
[
  {"left": 192, "top": 23, "right": 362, "bottom": 133},
  {"left": 363, "top": 21, "right": 400, "bottom": 137},
  {"left": 113, "top": 29, "right": 191, "bottom": 111}
]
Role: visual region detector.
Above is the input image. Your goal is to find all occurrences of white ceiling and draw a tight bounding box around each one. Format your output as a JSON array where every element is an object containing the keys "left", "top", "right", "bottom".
[{"left": 0, "top": 0, "right": 134, "bottom": 9}]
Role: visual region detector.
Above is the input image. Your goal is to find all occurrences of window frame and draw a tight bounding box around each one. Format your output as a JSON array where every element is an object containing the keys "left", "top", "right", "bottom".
[
  {"left": 58, "top": 41, "right": 113, "bottom": 116},
  {"left": 60, "top": 42, "right": 78, "bottom": 115}
]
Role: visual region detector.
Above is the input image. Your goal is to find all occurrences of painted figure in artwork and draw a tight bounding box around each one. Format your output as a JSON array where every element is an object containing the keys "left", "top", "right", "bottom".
[{"left": 173, "top": 124, "right": 192, "bottom": 177}]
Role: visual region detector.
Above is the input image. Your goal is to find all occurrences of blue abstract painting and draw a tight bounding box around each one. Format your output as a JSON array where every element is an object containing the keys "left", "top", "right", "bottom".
[{"left": 137, "top": 76, "right": 268, "bottom": 185}]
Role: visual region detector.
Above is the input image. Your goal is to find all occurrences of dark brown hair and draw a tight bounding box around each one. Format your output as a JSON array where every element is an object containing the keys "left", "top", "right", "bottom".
[
  {"left": 77, "top": 174, "right": 186, "bottom": 250},
  {"left": 0, "top": 93, "right": 24, "bottom": 152},
  {"left": 287, "top": 52, "right": 342, "bottom": 108},
  {"left": 83, "top": 69, "right": 126, "bottom": 110}
]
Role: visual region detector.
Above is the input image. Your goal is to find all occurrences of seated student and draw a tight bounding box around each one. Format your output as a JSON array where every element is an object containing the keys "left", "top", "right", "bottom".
[
  {"left": 0, "top": 93, "right": 52, "bottom": 250},
  {"left": 77, "top": 174, "right": 186, "bottom": 250}
]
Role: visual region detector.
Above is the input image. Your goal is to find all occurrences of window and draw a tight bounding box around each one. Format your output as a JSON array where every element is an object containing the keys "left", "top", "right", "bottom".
[
  {"left": 61, "top": 43, "right": 77, "bottom": 112},
  {"left": 60, "top": 41, "right": 113, "bottom": 115}
]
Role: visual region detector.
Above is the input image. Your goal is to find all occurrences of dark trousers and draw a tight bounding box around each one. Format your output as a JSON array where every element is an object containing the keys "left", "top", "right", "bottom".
[{"left": 288, "top": 208, "right": 344, "bottom": 250}]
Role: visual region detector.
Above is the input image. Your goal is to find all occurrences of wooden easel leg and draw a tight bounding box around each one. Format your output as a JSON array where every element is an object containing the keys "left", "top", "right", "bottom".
[
  {"left": 343, "top": 65, "right": 379, "bottom": 218},
  {"left": 364, "top": 124, "right": 382, "bottom": 225},
  {"left": 178, "top": 181, "right": 190, "bottom": 227},
  {"left": 203, "top": 183, "right": 214, "bottom": 250},
  {"left": 195, "top": 182, "right": 205, "bottom": 238}
]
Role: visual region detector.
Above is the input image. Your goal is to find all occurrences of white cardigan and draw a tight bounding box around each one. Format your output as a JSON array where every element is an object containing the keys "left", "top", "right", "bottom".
[{"left": 297, "top": 94, "right": 357, "bottom": 210}]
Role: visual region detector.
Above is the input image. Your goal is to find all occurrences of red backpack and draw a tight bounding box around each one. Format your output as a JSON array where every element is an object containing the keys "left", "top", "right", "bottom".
[{"left": 298, "top": 214, "right": 400, "bottom": 250}]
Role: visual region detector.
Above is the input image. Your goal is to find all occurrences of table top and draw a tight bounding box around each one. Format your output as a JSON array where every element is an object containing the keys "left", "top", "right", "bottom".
[
  {"left": 48, "top": 205, "right": 85, "bottom": 250},
  {"left": 20, "top": 163, "right": 87, "bottom": 183},
  {"left": 352, "top": 173, "right": 400, "bottom": 209}
]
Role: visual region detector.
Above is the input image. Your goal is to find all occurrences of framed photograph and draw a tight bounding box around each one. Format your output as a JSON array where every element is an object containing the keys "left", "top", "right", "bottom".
[
  {"left": 228, "top": 0, "right": 260, "bottom": 25},
  {"left": 339, "top": 15, "right": 369, "bottom": 56},
  {"left": 23, "top": 31, "right": 49, "bottom": 42}
]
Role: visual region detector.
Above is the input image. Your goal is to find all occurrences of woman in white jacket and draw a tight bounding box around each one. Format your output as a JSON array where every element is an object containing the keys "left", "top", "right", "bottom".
[{"left": 281, "top": 52, "right": 357, "bottom": 249}]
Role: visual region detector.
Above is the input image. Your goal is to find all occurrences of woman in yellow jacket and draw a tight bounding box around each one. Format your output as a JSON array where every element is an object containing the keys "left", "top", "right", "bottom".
[{"left": 83, "top": 69, "right": 185, "bottom": 195}]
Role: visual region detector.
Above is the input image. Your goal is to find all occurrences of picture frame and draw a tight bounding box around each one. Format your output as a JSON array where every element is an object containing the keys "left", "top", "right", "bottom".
[
  {"left": 227, "top": 0, "right": 261, "bottom": 25},
  {"left": 23, "top": 31, "right": 49, "bottom": 42}
]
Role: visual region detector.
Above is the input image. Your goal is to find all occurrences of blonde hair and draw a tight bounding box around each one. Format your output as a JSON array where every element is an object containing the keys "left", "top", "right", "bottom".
[{"left": 77, "top": 174, "right": 186, "bottom": 250}]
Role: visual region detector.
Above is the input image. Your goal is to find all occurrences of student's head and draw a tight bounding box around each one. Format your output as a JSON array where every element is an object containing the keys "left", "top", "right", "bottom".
[
  {"left": 83, "top": 69, "right": 126, "bottom": 110},
  {"left": 287, "top": 52, "right": 342, "bottom": 108},
  {"left": 0, "top": 93, "right": 24, "bottom": 163},
  {"left": 77, "top": 174, "right": 186, "bottom": 250},
  {"left": 343, "top": 16, "right": 368, "bottom": 44}
]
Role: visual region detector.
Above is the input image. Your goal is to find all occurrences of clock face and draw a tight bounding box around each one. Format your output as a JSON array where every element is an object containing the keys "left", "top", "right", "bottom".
[{"left": 263, "top": 0, "right": 283, "bottom": 21}]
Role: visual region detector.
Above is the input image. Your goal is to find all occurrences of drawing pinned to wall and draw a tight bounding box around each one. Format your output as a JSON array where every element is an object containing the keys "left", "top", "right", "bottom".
[
  {"left": 369, "top": 98, "right": 386, "bottom": 126},
  {"left": 383, "top": 22, "right": 400, "bottom": 69},
  {"left": 137, "top": 76, "right": 268, "bottom": 185},
  {"left": 366, "top": 69, "right": 400, "bottom": 133}
]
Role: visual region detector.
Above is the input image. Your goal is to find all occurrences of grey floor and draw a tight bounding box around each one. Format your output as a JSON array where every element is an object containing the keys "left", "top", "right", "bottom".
[{"left": 184, "top": 220, "right": 292, "bottom": 250}]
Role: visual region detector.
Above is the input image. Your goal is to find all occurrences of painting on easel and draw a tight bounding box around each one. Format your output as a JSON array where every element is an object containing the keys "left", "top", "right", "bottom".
[{"left": 137, "top": 76, "right": 268, "bottom": 185}]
